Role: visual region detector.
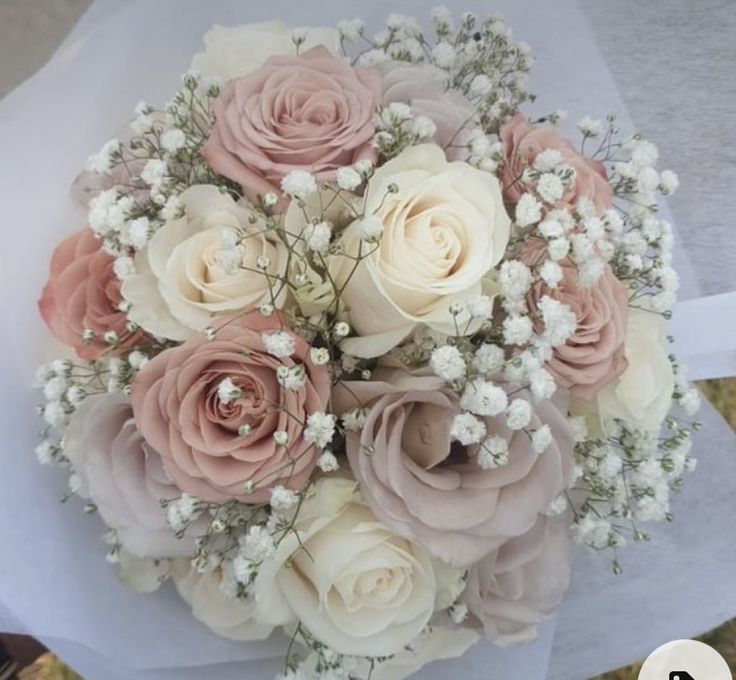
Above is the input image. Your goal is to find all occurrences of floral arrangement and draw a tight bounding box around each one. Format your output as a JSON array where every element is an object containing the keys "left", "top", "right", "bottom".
[{"left": 34, "top": 9, "right": 702, "bottom": 680}]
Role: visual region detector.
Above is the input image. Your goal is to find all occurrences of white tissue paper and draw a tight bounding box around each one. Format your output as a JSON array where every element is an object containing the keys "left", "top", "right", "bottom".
[{"left": 0, "top": 1, "right": 734, "bottom": 679}]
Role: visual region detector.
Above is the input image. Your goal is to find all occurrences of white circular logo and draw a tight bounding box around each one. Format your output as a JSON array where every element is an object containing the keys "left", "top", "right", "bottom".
[{"left": 638, "top": 639, "right": 732, "bottom": 680}]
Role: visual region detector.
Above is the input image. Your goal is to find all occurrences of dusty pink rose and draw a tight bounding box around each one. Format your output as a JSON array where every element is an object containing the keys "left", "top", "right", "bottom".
[
  {"left": 334, "top": 368, "right": 573, "bottom": 567},
  {"left": 130, "top": 313, "right": 330, "bottom": 503},
  {"left": 461, "top": 515, "right": 570, "bottom": 644},
  {"left": 204, "top": 46, "right": 382, "bottom": 203},
  {"left": 39, "top": 228, "right": 144, "bottom": 360},
  {"left": 524, "top": 243, "right": 629, "bottom": 400},
  {"left": 381, "top": 63, "right": 473, "bottom": 161},
  {"left": 500, "top": 113, "right": 613, "bottom": 211}
]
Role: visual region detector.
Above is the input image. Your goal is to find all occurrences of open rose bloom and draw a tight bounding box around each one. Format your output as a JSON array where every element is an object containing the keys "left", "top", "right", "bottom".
[{"left": 32, "top": 10, "right": 700, "bottom": 680}]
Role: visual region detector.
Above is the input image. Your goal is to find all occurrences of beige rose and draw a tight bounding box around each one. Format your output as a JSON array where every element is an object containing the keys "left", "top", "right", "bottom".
[
  {"left": 191, "top": 21, "right": 340, "bottom": 81},
  {"left": 122, "top": 185, "right": 287, "bottom": 340},
  {"left": 337, "top": 144, "right": 511, "bottom": 358},
  {"left": 574, "top": 305, "right": 675, "bottom": 433},
  {"left": 253, "top": 477, "right": 458, "bottom": 656}
]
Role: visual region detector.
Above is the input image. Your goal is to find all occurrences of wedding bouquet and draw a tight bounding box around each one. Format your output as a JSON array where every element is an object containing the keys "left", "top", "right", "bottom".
[{"left": 33, "top": 8, "right": 702, "bottom": 679}]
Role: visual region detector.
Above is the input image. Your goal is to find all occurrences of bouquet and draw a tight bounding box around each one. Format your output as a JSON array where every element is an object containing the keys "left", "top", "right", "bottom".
[{"left": 33, "top": 9, "right": 702, "bottom": 679}]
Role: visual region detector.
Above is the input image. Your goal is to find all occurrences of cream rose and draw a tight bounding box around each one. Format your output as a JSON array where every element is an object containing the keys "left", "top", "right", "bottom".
[
  {"left": 122, "top": 185, "right": 287, "bottom": 340},
  {"left": 191, "top": 21, "right": 340, "bottom": 81},
  {"left": 254, "top": 477, "right": 456, "bottom": 656},
  {"left": 574, "top": 306, "right": 675, "bottom": 433},
  {"left": 337, "top": 144, "right": 511, "bottom": 358},
  {"left": 172, "top": 561, "right": 273, "bottom": 641}
]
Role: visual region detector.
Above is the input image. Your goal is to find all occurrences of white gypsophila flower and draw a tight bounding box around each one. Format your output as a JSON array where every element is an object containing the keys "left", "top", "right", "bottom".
[
  {"left": 468, "top": 129, "right": 492, "bottom": 157},
  {"left": 304, "top": 412, "right": 337, "bottom": 449},
  {"left": 547, "top": 237, "right": 571, "bottom": 261},
  {"left": 338, "top": 18, "right": 364, "bottom": 41},
  {"left": 545, "top": 494, "right": 567, "bottom": 517},
  {"left": 410, "top": 115, "right": 437, "bottom": 140},
  {"left": 630, "top": 140, "right": 659, "bottom": 168},
  {"left": 231, "top": 555, "right": 255, "bottom": 585},
  {"left": 270, "top": 485, "right": 299, "bottom": 511},
  {"left": 515, "top": 193, "right": 543, "bottom": 227},
  {"left": 499, "top": 260, "right": 533, "bottom": 298},
  {"left": 276, "top": 364, "right": 307, "bottom": 391},
  {"left": 450, "top": 412, "right": 487, "bottom": 445},
  {"left": 317, "top": 450, "right": 339, "bottom": 472},
  {"left": 358, "top": 215, "right": 383, "bottom": 242},
  {"left": 473, "top": 343, "right": 505, "bottom": 374},
  {"left": 255, "top": 255, "right": 271, "bottom": 270},
  {"left": 113, "top": 256, "right": 136, "bottom": 278},
  {"left": 539, "top": 218, "right": 564, "bottom": 239},
  {"left": 161, "top": 128, "right": 187, "bottom": 153},
  {"left": 166, "top": 493, "right": 198, "bottom": 532},
  {"left": 503, "top": 314, "right": 533, "bottom": 346},
  {"left": 449, "top": 603, "right": 468, "bottom": 624},
  {"left": 160, "top": 194, "right": 183, "bottom": 221},
  {"left": 141, "top": 159, "right": 168, "bottom": 187},
  {"left": 460, "top": 379, "right": 508, "bottom": 417},
  {"left": 578, "top": 259, "right": 605, "bottom": 288},
  {"left": 309, "top": 347, "right": 330, "bottom": 366},
  {"left": 239, "top": 524, "right": 275, "bottom": 562},
  {"left": 536, "top": 173, "right": 564, "bottom": 203},
  {"left": 506, "top": 398, "right": 532, "bottom": 430},
  {"left": 303, "top": 221, "right": 332, "bottom": 254},
  {"left": 578, "top": 116, "right": 603, "bottom": 137},
  {"left": 216, "top": 247, "right": 244, "bottom": 275},
  {"left": 466, "top": 295, "right": 493, "bottom": 319},
  {"left": 386, "top": 101, "right": 413, "bottom": 121},
  {"left": 354, "top": 158, "right": 373, "bottom": 176},
  {"left": 531, "top": 425, "right": 552, "bottom": 453},
  {"left": 341, "top": 408, "right": 367, "bottom": 432},
  {"left": 568, "top": 415, "right": 588, "bottom": 443},
  {"left": 539, "top": 260, "right": 563, "bottom": 288},
  {"left": 217, "top": 377, "right": 242, "bottom": 405},
  {"left": 261, "top": 331, "right": 296, "bottom": 358},
  {"left": 529, "top": 367, "right": 556, "bottom": 400},
  {"left": 219, "top": 227, "right": 240, "bottom": 250},
  {"left": 332, "top": 321, "right": 351, "bottom": 338},
  {"left": 533, "top": 148, "right": 563, "bottom": 172},
  {"left": 430, "top": 345, "right": 466, "bottom": 382},
  {"left": 538, "top": 296, "right": 577, "bottom": 347},
  {"left": 281, "top": 170, "right": 317, "bottom": 198},
  {"left": 477, "top": 434, "right": 509, "bottom": 469},
  {"left": 86, "top": 138, "right": 120, "bottom": 174},
  {"left": 659, "top": 169, "right": 679, "bottom": 195},
  {"left": 43, "top": 376, "right": 67, "bottom": 401},
  {"left": 273, "top": 431, "right": 289, "bottom": 446},
  {"left": 432, "top": 41, "right": 456, "bottom": 68},
  {"left": 126, "top": 217, "right": 151, "bottom": 250},
  {"left": 430, "top": 5, "right": 453, "bottom": 28},
  {"left": 35, "top": 441, "right": 54, "bottom": 465},
  {"left": 679, "top": 389, "right": 701, "bottom": 416},
  {"left": 336, "top": 167, "right": 362, "bottom": 191},
  {"left": 65, "top": 385, "right": 86, "bottom": 406},
  {"left": 469, "top": 74, "right": 493, "bottom": 96},
  {"left": 128, "top": 350, "right": 149, "bottom": 370}
]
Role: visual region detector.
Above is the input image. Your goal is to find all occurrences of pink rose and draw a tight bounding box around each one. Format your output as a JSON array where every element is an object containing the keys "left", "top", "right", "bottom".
[
  {"left": 461, "top": 516, "right": 570, "bottom": 644},
  {"left": 130, "top": 313, "right": 330, "bottom": 503},
  {"left": 64, "top": 393, "right": 205, "bottom": 558},
  {"left": 334, "top": 368, "right": 573, "bottom": 567},
  {"left": 38, "top": 228, "right": 144, "bottom": 360},
  {"left": 381, "top": 64, "right": 473, "bottom": 161},
  {"left": 524, "top": 243, "right": 629, "bottom": 400},
  {"left": 500, "top": 113, "right": 613, "bottom": 211},
  {"left": 204, "top": 46, "right": 381, "bottom": 203}
]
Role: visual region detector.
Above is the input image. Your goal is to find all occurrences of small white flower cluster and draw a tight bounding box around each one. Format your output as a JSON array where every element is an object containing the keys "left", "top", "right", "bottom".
[{"left": 373, "top": 101, "right": 438, "bottom": 160}]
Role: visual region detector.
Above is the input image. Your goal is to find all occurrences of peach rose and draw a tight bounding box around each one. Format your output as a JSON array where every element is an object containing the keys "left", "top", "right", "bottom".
[
  {"left": 38, "top": 228, "right": 144, "bottom": 359},
  {"left": 461, "top": 515, "right": 571, "bottom": 645},
  {"left": 334, "top": 368, "right": 573, "bottom": 567},
  {"left": 525, "top": 244, "right": 629, "bottom": 400},
  {"left": 500, "top": 113, "right": 613, "bottom": 211},
  {"left": 130, "top": 313, "right": 330, "bottom": 503},
  {"left": 204, "top": 46, "right": 381, "bottom": 203}
]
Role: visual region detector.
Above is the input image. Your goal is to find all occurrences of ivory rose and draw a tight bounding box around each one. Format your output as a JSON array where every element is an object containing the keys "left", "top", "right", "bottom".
[
  {"left": 204, "top": 47, "right": 381, "bottom": 203},
  {"left": 500, "top": 113, "right": 613, "bottom": 211},
  {"left": 575, "top": 305, "right": 675, "bottom": 433},
  {"left": 337, "top": 144, "right": 511, "bottom": 358},
  {"left": 524, "top": 243, "right": 629, "bottom": 400},
  {"left": 462, "top": 516, "right": 571, "bottom": 645},
  {"left": 253, "top": 477, "right": 457, "bottom": 656},
  {"left": 122, "top": 185, "right": 288, "bottom": 341},
  {"left": 130, "top": 312, "right": 330, "bottom": 503},
  {"left": 191, "top": 21, "right": 340, "bottom": 81},
  {"left": 334, "top": 368, "right": 574, "bottom": 566},
  {"left": 39, "top": 228, "right": 144, "bottom": 359},
  {"left": 381, "top": 63, "right": 474, "bottom": 161},
  {"left": 173, "top": 561, "right": 273, "bottom": 641},
  {"left": 64, "top": 393, "right": 203, "bottom": 558}
]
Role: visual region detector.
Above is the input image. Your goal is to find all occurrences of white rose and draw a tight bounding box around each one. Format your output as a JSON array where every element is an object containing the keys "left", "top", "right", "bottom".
[
  {"left": 191, "top": 21, "right": 340, "bottom": 81},
  {"left": 574, "top": 306, "right": 675, "bottom": 433},
  {"left": 336, "top": 144, "right": 510, "bottom": 358},
  {"left": 122, "top": 185, "right": 288, "bottom": 340},
  {"left": 64, "top": 393, "right": 204, "bottom": 558},
  {"left": 172, "top": 560, "right": 273, "bottom": 641},
  {"left": 253, "top": 477, "right": 457, "bottom": 657}
]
